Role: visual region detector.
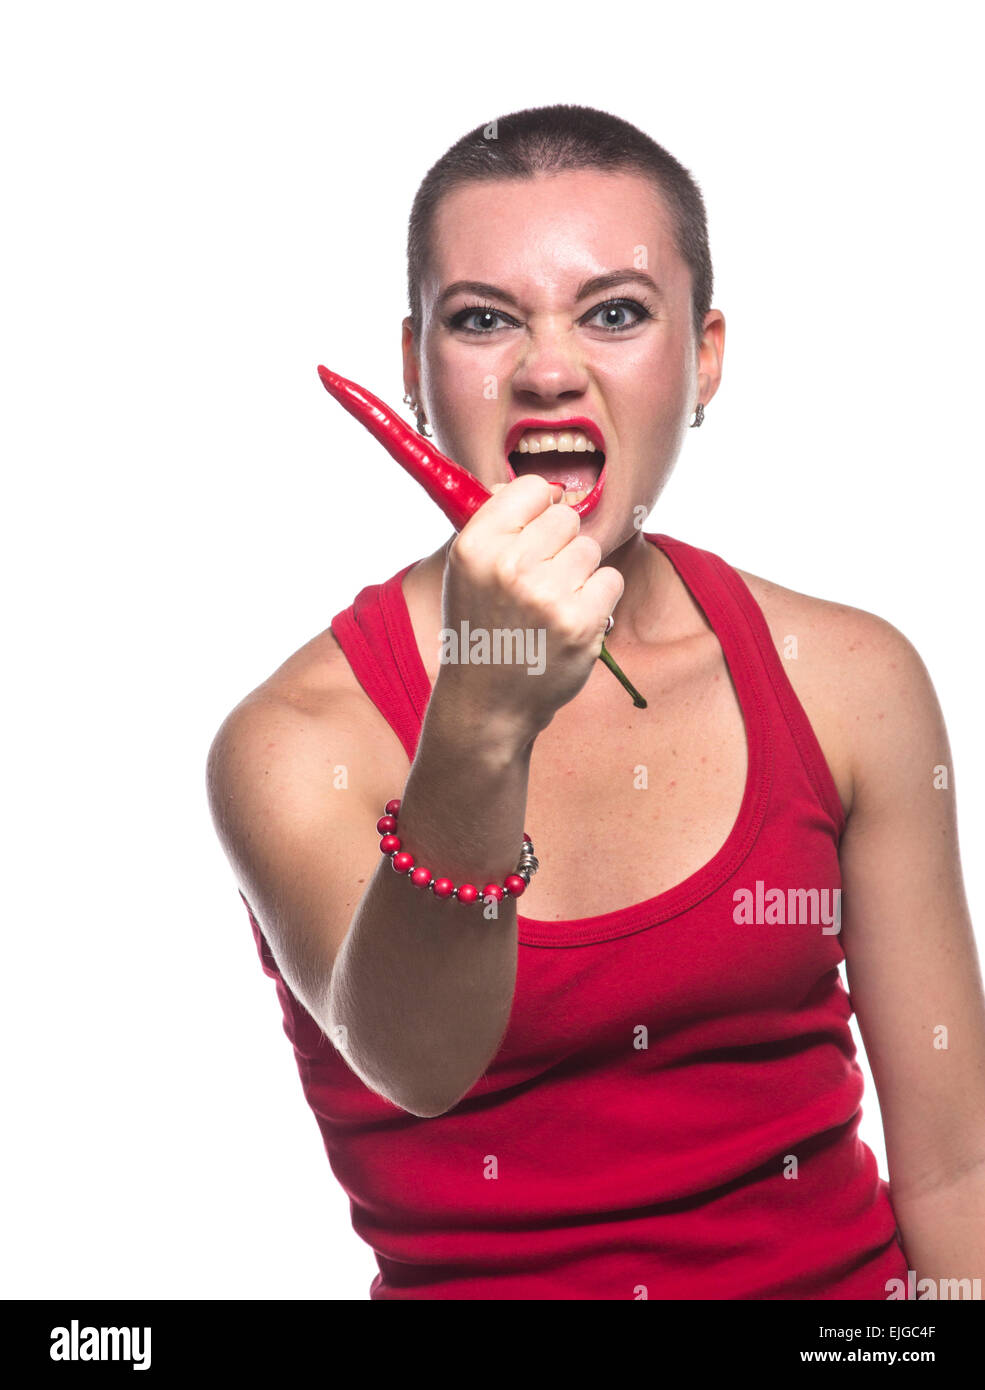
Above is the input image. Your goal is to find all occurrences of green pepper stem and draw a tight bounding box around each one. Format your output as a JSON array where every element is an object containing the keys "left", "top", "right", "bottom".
[{"left": 598, "top": 640, "right": 647, "bottom": 708}]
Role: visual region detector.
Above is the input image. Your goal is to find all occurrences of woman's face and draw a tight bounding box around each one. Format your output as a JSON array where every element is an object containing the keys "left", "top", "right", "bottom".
[{"left": 403, "top": 167, "right": 723, "bottom": 553}]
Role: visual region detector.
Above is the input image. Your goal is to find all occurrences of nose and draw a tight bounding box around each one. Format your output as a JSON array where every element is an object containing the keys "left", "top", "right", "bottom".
[{"left": 509, "top": 323, "right": 590, "bottom": 404}]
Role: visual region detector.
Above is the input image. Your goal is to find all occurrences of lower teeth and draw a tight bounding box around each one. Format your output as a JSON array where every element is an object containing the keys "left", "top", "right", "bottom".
[{"left": 562, "top": 488, "right": 591, "bottom": 504}]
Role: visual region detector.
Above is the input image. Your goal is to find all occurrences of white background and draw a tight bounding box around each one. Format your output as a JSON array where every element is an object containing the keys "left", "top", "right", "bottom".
[{"left": 3, "top": 1, "right": 982, "bottom": 1299}]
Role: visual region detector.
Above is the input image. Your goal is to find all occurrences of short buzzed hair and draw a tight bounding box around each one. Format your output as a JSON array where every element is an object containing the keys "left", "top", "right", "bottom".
[{"left": 407, "top": 104, "right": 714, "bottom": 348}]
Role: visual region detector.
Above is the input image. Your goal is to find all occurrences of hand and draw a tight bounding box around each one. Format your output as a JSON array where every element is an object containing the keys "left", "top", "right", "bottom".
[{"left": 435, "top": 474, "right": 625, "bottom": 742}]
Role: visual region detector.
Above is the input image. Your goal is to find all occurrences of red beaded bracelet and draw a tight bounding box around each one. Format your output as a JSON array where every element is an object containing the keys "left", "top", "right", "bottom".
[{"left": 376, "top": 799, "right": 539, "bottom": 903}]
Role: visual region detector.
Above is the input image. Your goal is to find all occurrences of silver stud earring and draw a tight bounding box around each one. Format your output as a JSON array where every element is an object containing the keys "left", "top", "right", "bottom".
[{"left": 690, "top": 402, "right": 705, "bottom": 428}]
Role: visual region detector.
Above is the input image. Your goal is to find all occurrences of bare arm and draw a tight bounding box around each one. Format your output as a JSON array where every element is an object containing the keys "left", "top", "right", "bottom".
[
  {"left": 208, "top": 474, "right": 623, "bottom": 1119},
  {"left": 328, "top": 677, "right": 535, "bottom": 1117},
  {"left": 207, "top": 675, "right": 534, "bottom": 1117},
  {"left": 836, "top": 611, "right": 985, "bottom": 1289}
]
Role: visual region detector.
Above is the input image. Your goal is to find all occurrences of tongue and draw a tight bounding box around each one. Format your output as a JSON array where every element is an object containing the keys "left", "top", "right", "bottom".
[{"left": 512, "top": 459, "right": 599, "bottom": 490}]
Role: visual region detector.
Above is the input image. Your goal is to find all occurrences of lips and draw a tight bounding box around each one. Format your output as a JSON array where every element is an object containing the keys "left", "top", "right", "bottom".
[
  {"left": 504, "top": 417, "right": 608, "bottom": 518},
  {"left": 504, "top": 416, "right": 606, "bottom": 457}
]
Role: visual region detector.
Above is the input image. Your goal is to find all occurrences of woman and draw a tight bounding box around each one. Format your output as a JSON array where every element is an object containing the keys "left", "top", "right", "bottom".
[{"left": 207, "top": 105, "right": 985, "bottom": 1300}]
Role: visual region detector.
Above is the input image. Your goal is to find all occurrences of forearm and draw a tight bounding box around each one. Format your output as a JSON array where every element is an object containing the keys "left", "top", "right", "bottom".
[
  {"left": 327, "top": 674, "right": 536, "bottom": 1118},
  {"left": 892, "top": 1159, "right": 985, "bottom": 1296}
]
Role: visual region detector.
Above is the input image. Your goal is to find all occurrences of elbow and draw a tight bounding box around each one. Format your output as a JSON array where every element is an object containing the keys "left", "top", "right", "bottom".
[
  {"left": 369, "top": 1061, "right": 467, "bottom": 1119},
  {"left": 325, "top": 999, "right": 463, "bottom": 1120},
  {"left": 360, "top": 1074, "right": 462, "bottom": 1121},
  {"left": 394, "top": 1091, "right": 462, "bottom": 1120}
]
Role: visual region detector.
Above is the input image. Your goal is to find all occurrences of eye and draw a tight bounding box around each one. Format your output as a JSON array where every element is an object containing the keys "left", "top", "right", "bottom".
[
  {"left": 582, "top": 297, "right": 655, "bottom": 333},
  {"left": 447, "top": 303, "right": 519, "bottom": 335}
]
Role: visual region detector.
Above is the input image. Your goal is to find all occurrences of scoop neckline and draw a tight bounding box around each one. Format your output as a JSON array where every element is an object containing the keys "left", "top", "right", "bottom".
[{"left": 386, "top": 532, "right": 772, "bottom": 948}]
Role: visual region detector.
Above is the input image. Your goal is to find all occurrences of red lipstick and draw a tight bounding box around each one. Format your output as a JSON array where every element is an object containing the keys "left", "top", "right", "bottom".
[
  {"left": 504, "top": 417, "right": 607, "bottom": 456},
  {"left": 505, "top": 418, "right": 608, "bottom": 518}
]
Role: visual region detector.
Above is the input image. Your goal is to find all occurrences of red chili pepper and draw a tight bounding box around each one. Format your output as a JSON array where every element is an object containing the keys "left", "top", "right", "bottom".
[
  {"left": 316, "top": 367, "right": 491, "bottom": 530},
  {"left": 317, "top": 364, "right": 647, "bottom": 709}
]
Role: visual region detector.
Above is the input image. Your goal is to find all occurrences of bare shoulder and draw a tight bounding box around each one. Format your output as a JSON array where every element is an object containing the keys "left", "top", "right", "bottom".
[
  {"left": 207, "top": 625, "right": 407, "bottom": 798},
  {"left": 732, "top": 563, "right": 943, "bottom": 818},
  {"left": 205, "top": 626, "right": 410, "bottom": 967}
]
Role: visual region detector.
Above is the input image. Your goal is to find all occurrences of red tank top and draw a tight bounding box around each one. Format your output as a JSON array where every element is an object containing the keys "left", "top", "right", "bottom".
[{"left": 239, "top": 532, "right": 908, "bottom": 1300}]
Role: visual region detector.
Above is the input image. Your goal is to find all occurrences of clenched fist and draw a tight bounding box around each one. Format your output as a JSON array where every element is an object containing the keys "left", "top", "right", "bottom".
[{"left": 434, "top": 473, "right": 625, "bottom": 743}]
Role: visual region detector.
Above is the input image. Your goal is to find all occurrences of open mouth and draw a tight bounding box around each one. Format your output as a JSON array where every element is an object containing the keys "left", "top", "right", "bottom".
[{"left": 504, "top": 420, "right": 607, "bottom": 514}]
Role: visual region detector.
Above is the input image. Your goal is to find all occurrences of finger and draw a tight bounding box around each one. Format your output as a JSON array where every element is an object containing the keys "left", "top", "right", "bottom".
[
  {"left": 466, "top": 473, "right": 563, "bottom": 539},
  {"left": 578, "top": 565, "right": 626, "bottom": 628},
  {"left": 510, "top": 495, "right": 583, "bottom": 564},
  {"left": 547, "top": 533, "right": 605, "bottom": 590}
]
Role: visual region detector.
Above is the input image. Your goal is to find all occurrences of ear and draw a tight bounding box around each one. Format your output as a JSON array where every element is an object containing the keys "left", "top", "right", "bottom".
[
  {"left": 401, "top": 317, "right": 420, "bottom": 402},
  {"left": 696, "top": 309, "right": 725, "bottom": 405}
]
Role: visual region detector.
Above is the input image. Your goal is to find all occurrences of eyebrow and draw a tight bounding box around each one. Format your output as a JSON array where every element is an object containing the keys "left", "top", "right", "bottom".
[{"left": 437, "top": 268, "right": 665, "bottom": 311}]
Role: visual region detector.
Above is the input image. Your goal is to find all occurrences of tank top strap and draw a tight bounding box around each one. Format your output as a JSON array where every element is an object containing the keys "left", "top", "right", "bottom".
[
  {"left": 327, "top": 539, "right": 844, "bottom": 837},
  {"left": 329, "top": 559, "right": 432, "bottom": 764},
  {"left": 647, "top": 533, "right": 845, "bottom": 836}
]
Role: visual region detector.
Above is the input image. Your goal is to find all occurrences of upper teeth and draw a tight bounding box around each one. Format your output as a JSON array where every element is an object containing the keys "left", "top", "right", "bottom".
[{"left": 515, "top": 429, "right": 597, "bottom": 454}]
